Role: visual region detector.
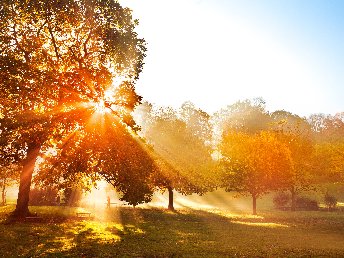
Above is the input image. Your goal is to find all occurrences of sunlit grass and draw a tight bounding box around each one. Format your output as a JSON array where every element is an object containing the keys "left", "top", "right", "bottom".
[
  {"left": 1, "top": 204, "right": 344, "bottom": 257},
  {"left": 232, "top": 221, "right": 289, "bottom": 228}
]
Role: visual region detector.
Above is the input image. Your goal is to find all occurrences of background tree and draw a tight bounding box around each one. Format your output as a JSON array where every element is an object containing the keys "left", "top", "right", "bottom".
[
  {"left": 0, "top": 165, "right": 19, "bottom": 206},
  {"left": 62, "top": 187, "right": 83, "bottom": 207},
  {"left": 309, "top": 113, "right": 344, "bottom": 192},
  {"left": 0, "top": 0, "right": 146, "bottom": 217},
  {"left": 134, "top": 102, "right": 216, "bottom": 210},
  {"left": 270, "top": 110, "right": 315, "bottom": 211},
  {"left": 29, "top": 186, "right": 59, "bottom": 206},
  {"left": 219, "top": 130, "right": 292, "bottom": 215},
  {"left": 150, "top": 157, "right": 200, "bottom": 211},
  {"left": 211, "top": 98, "right": 271, "bottom": 140},
  {"left": 212, "top": 99, "right": 296, "bottom": 214}
]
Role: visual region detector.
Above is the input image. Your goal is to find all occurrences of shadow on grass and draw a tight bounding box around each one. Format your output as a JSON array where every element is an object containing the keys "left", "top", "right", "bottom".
[{"left": 1, "top": 205, "right": 344, "bottom": 257}]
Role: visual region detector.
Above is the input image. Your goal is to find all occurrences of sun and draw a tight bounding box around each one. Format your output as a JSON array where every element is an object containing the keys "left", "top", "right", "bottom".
[{"left": 91, "top": 100, "right": 110, "bottom": 114}]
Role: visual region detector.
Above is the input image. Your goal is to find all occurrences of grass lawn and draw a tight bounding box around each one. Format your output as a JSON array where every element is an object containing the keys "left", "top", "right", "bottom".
[{"left": 1, "top": 204, "right": 344, "bottom": 257}]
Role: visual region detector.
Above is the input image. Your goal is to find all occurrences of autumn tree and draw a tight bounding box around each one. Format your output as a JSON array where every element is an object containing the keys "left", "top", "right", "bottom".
[
  {"left": 0, "top": 0, "right": 146, "bottom": 217},
  {"left": 270, "top": 110, "right": 314, "bottom": 211},
  {"left": 309, "top": 113, "right": 344, "bottom": 186},
  {"left": 219, "top": 131, "right": 292, "bottom": 215},
  {"left": 135, "top": 102, "right": 216, "bottom": 210},
  {"left": 214, "top": 99, "right": 293, "bottom": 214}
]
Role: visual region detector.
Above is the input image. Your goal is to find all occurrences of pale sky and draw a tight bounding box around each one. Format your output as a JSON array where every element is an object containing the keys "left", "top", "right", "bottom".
[{"left": 120, "top": 0, "right": 344, "bottom": 117}]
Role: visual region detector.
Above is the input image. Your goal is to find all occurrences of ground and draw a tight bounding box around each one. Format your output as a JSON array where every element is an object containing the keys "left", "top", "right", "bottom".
[{"left": 1, "top": 202, "right": 344, "bottom": 257}]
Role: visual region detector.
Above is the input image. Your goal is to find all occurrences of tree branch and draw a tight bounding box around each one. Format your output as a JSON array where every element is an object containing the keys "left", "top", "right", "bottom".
[
  {"left": 44, "top": 6, "right": 60, "bottom": 62},
  {"left": 12, "top": 23, "right": 30, "bottom": 62},
  {"left": 83, "top": 29, "right": 93, "bottom": 59},
  {"left": 36, "top": 20, "right": 47, "bottom": 38},
  {"left": 68, "top": 46, "right": 83, "bottom": 68}
]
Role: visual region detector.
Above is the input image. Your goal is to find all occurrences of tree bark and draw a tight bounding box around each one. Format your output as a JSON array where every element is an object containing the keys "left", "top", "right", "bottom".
[
  {"left": 167, "top": 186, "right": 174, "bottom": 211},
  {"left": 252, "top": 193, "right": 257, "bottom": 215},
  {"left": 290, "top": 187, "right": 296, "bottom": 211},
  {"left": 11, "top": 142, "right": 41, "bottom": 218}
]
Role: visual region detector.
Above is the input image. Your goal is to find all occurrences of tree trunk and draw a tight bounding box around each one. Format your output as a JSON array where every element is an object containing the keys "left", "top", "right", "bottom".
[
  {"left": 167, "top": 186, "right": 174, "bottom": 211},
  {"left": 11, "top": 143, "right": 41, "bottom": 218},
  {"left": 290, "top": 187, "right": 296, "bottom": 211},
  {"left": 1, "top": 179, "right": 6, "bottom": 206},
  {"left": 252, "top": 193, "right": 257, "bottom": 215}
]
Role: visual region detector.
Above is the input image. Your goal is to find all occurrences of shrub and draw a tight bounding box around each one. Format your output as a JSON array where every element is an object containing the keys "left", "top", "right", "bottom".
[
  {"left": 324, "top": 193, "right": 337, "bottom": 211},
  {"left": 295, "top": 196, "right": 319, "bottom": 211},
  {"left": 273, "top": 192, "right": 290, "bottom": 209}
]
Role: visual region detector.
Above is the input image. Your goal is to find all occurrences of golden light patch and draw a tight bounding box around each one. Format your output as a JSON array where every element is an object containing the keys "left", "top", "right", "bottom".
[{"left": 232, "top": 221, "right": 289, "bottom": 228}]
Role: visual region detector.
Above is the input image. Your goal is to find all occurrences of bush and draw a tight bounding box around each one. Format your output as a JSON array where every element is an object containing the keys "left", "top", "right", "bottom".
[
  {"left": 295, "top": 196, "right": 319, "bottom": 211},
  {"left": 273, "top": 192, "right": 290, "bottom": 209},
  {"left": 324, "top": 193, "right": 337, "bottom": 211}
]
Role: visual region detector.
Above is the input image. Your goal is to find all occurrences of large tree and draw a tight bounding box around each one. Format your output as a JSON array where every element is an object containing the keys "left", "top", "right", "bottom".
[{"left": 0, "top": 0, "right": 146, "bottom": 217}]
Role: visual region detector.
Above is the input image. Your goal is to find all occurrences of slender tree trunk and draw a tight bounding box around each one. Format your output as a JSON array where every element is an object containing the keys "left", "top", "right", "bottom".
[
  {"left": 252, "top": 193, "right": 257, "bottom": 215},
  {"left": 1, "top": 179, "right": 6, "bottom": 206},
  {"left": 290, "top": 187, "right": 296, "bottom": 211},
  {"left": 167, "top": 186, "right": 174, "bottom": 211},
  {"left": 11, "top": 143, "right": 41, "bottom": 218}
]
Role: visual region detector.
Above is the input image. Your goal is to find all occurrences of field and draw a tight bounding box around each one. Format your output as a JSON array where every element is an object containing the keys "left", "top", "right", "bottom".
[{"left": 1, "top": 192, "right": 344, "bottom": 258}]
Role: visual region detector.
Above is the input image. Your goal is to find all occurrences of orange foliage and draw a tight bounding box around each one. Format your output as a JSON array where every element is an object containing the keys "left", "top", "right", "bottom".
[{"left": 220, "top": 130, "right": 293, "bottom": 197}]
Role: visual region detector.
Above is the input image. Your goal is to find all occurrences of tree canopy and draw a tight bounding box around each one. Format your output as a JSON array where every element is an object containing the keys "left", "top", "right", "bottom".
[{"left": 0, "top": 0, "right": 147, "bottom": 217}]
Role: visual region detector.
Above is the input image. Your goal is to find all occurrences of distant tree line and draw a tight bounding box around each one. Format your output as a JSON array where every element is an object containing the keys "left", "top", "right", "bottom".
[{"left": 133, "top": 98, "right": 344, "bottom": 214}]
